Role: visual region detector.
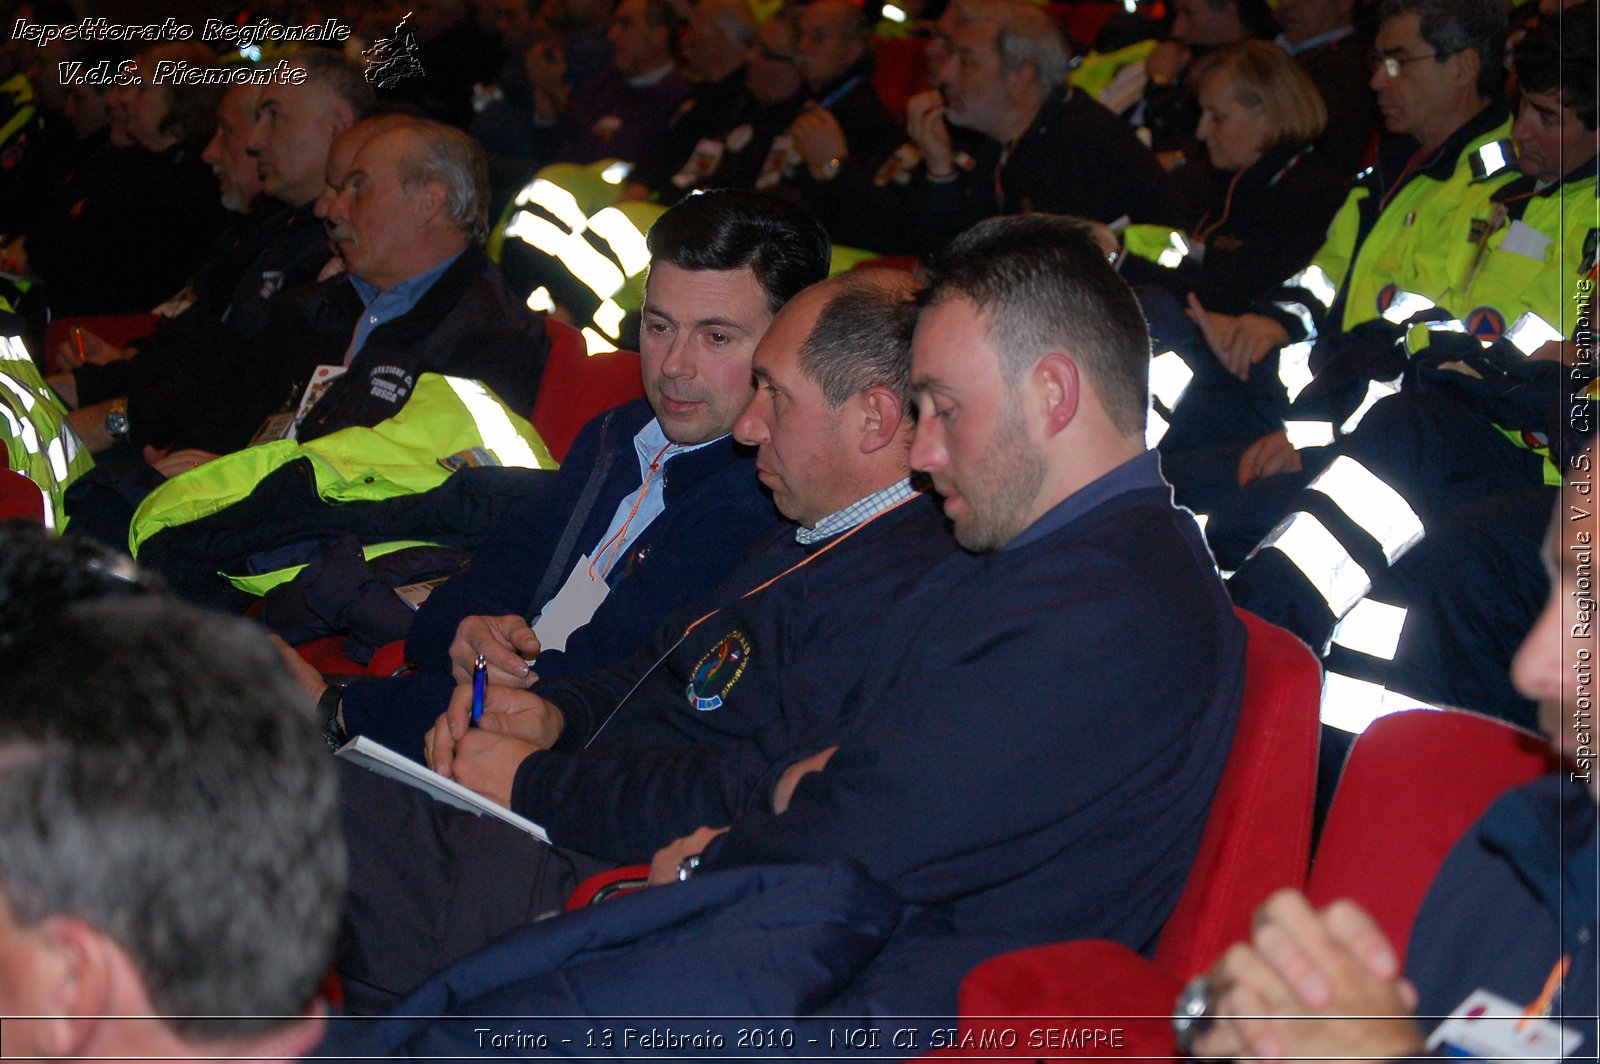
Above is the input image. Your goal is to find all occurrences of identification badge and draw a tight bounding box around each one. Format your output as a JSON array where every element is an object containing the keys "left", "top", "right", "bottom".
[
  {"left": 754, "top": 134, "right": 795, "bottom": 190},
  {"left": 1427, "top": 988, "right": 1583, "bottom": 1063},
  {"left": 531, "top": 553, "right": 610, "bottom": 654},
  {"left": 672, "top": 138, "right": 726, "bottom": 188},
  {"left": 1499, "top": 220, "right": 1553, "bottom": 262},
  {"left": 284, "top": 364, "right": 347, "bottom": 441}
]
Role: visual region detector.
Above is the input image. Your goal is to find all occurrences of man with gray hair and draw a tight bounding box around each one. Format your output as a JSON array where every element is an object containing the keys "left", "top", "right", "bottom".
[
  {"left": 906, "top": 0, "right": 1180, "bottom": 252},
  {"left": 0, "top": 528, "right": 344, "bottom": 1057}
]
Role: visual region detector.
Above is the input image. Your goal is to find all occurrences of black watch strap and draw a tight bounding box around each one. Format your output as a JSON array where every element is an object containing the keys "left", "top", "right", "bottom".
[{"left": 316, "top": 683, "right": 348, "bottom": 752}]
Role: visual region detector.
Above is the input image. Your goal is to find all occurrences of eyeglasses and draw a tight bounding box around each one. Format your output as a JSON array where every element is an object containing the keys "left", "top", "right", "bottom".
[{"left": 1368, "top": 47, "right": 1458, "bottom": 78}]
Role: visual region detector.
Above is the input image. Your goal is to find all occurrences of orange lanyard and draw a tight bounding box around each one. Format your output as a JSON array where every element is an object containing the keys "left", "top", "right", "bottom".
[
  {"left": 681, "top": 492, "right": 921, "bottom": 638},
  {"left": 1517, "top": 956, "right": 1570, "bottom": 1028},
  {"left": 589, "top": 442, "right": 672, "bottom": 579}
]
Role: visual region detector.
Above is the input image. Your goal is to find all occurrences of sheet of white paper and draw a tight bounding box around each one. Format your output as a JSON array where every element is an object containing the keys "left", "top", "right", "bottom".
[
  {"left": 336, "top": 736, "right": 550, "bottom": 843},
  {"left": 532, "top": 552, "right": 611, "bottom": 654}
]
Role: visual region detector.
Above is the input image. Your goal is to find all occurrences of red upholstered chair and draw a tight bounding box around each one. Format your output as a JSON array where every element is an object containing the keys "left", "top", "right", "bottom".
[
  {"left": 565, "top": 864, "right": 652, "bottom": 910},
  {"left": 0, "top": 468, "right": 48, "bottom": 525},
  {"left": 1304, "top": 707, "right": 1559, "bottom": 963},
  {"left": 871, "top": 34, "right": 931, "bottom": 124},
  {"left": 947, "top": 608, "right": 1323, "bottom": 1056},
  {"left": 529, "top": 318, "right": 643, "bottom": 463}
]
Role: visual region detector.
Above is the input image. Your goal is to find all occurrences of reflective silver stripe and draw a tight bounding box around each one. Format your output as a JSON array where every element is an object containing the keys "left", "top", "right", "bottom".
[
  {"left": 1149, "top": 349, "right": 1192, "bottom": 409},
  {"left": 1330, "top": 598, "right": 1407, "bottom": 660},
  {"left": 1339, "top": 376, "right": 1402, "bottom": 434},
  {"left": 1146, "top": 402, "right": 1171, "bottom": 448},
  {"left": 1307, "top": 456, "right": 1424, "bottom": 564},
  {"left": 1157, "top": 231, "right": 1190, "bottom": 269},
  {"left": 1285, "top": 263, "right": 1337, "bottom": 311},
  {"left": 0, "top": 373, "right": 37, "bottom": 412},
  {"left": 0, "top": 335, "right": 32, "bottom": 363},
  {"left": 592, "top": 298, "right": 627, "bottom": 340},
  {"left": 599, "top": 161, "right": 634, "bottom": 184},
  {"left": 521, "top": 178, "right": 587, "bottom": 231},
  {"left": 1320, "top": 672, "right": 1441, "bottom": 733},
  {"left": 1284, "top": 420, "right": 1334, "bottom": 448},
  {"left": 525, "top": 286, "right": 555, "bottom": 313},
  {"left": 582, "top": 327, "right": 619, "bottom": 355},
  {"left": 504, "top": 211, "right": 625, "bottom": 299},
  {"left": 1257, "top": 510, "right": 1372, "bottom": 617},
  {"left": 587, "top": 207, "right": 651, "bottom": 276},
  {"left": 44, "top": 433, "right": 69, "bottom": 482},
  {"left": 1278, "top": 340, "right": 1315, "bottom": 402},
  {"left": 1504, "top": 312, "right": 1562, "bottom": 357},
  {"left": 440, "top": 376, "right": 546, "bottom": 470},
  {"left": 1380, "top": 289, "right": 1436, "bottom": 325},
  {"left": 1273, "top": 301, "right": 1317, "bottom": 339},
  {"left": 1470, "top": 139, "right": 1515, "bottom": 179}
]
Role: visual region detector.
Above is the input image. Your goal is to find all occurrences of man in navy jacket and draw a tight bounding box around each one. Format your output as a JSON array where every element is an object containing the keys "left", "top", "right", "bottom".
[
  {"left": 335, "top": 268, "right": 957, "bottom": 1011},
  {"left": 303, "top": 190, "right": 830, "bottom": 762}
]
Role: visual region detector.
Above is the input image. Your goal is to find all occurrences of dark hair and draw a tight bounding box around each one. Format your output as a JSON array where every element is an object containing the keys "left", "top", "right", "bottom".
[
  {"left": 137, "top": 43, "right": 227, "bottom": 146},
  {"left": 1378, "top": 0, "right": 1505, "bottom": 99},
  {"left": 1514, "top": 0, "right": 1597, "bottom": 132},
  {"left": 0, "top": 597, "right": 343, "bottom": 1038},
  {"left": 646, "top": 190, "right": 832, "bottom": 314},
  {"left": 922, "top": 215, "right": 1151, "bottom": 436},
  {"left": 293, "top": 47, "right": 377, "bottom": 118},
  {"left": 639, "top": 0, "right": 682, "bottom": 31},
  {"left": 800, "top": 270, "right": 920, "bottom": 406},
  {"left": 0, "top": 524, "right": 159, "bottom": 658}
]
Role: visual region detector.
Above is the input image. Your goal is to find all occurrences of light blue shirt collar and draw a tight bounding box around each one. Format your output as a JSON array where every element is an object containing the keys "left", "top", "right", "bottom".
[
  {"left": 344, "top": 251, "right": 463, "bottom": 364},
  {"left": 583, "top": 418, "right": 721, "bottom": 581}
]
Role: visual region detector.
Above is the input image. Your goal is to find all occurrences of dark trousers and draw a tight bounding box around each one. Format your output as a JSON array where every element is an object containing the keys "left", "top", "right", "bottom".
[{"left": 335, "top": 759, "right": 615, "bottom": 1014}]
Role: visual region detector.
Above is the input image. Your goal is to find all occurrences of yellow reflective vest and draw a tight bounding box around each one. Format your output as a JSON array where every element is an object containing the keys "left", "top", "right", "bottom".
[
  {"left": 129, "top": 373, "right": 554, "bottom": 593},
  {"left": 0, "top": 330, "right": 93, "bottom": 530}
]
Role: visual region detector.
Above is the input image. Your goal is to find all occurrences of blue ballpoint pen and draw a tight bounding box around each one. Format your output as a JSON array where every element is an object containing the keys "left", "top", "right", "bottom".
[{"left": 471, "top": 654, "right": 486, "bottom": 726}]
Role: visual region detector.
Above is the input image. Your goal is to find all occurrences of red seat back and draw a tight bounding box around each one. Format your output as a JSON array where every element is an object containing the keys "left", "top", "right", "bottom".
[
  {"left": 43, "top": 313, "right": 160, "bottom": 373},
  {"left": 1307, "top": 707, "right": 1559, "bottom": 965},
  {"left": 1150, "top": 607, "right": 1323, "bottom": 979},
  {"left": 529, "top": 318, "right": 644, "bottom": 463},
  {"left": 871, "top": 34, "right": 931, "bottom": 124},
  {"left": 0, "top": 469, "right": 48, "bottom": 525}
]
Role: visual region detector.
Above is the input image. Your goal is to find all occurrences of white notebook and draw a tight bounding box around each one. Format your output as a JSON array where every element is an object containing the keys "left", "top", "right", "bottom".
[{"left": 336, "top": 735, "right": 551, "bottom": 844}]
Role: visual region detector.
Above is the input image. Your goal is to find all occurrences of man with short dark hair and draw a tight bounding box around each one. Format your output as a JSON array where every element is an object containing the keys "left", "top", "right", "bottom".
[
  {"left": 0, "top": 530, "right": 342, "bottom": 1058},
  {"left": 332, "top": 266, "right": 955, "bottom": 1012},
  {"left": 307, "top": 190, "right": 823, "bottom": 761},
  {"left": 1274, "top": 0, "right": 1376, "bottom": 176}
]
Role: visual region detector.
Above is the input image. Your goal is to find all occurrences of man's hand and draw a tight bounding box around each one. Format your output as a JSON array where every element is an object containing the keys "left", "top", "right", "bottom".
[
  {"left": 789, "top": 105, "right": 848, "bottom": 176},
  {"left": 143, "top": 446, "right": 220, "bottom": 479},
  {"left": 268, "top": 634, "right": 326, "bottom": 711},
  {"left": 772, "top": 746, "right": 837, "bottom": 813},
  {"left": 450, "top": 614, "right": 542, "bottom": 687},
  {"left": 1188, "top": 295, "right": 1288, "bottom": 381},
  {"left": 1237, "top": 430, "right": 1303, "bottom": 487},
  {"left": 424, "top": 681, "right": 564, "bottom": 778},
  {"left": 905, "top": 90, "right": 954, "bottom": 176},
  {"left": 66, "top": 400, "right": 119, "bottom": 453},
  {"left": 647, "top": 825, "right": 730, "bottom": 886},
  {"left": 56, "top": 329, "right": 129, "bottom": 370},
  {"left": 437, "top": 728, "right": 539, "bottom": 808},
  {"left": 1192, "top": 890, "right": 1424, "bottom": 1064}
]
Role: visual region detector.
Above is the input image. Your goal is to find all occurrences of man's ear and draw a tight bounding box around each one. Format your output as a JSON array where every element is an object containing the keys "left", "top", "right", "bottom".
[
  {"left": 1451, "top": 47, "right": 1482, "bottom": 92},
  {"left": 329, "top": 105, "right": 357, "bottom": 139},
  {"left": 1033, "top": 352, "right": 1079, "bottom": 437},
  {"left": 414, "top": 179, "right": 448, "bottom": 224},
  {"left": 29, "top": 917, "right": 117, "bottom": 1058},
  {"left": 856, "top": 385, "right": 905, "bottom": 454}
]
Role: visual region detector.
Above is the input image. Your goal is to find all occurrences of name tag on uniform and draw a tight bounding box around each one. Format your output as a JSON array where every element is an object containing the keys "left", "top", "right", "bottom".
[
  {"left": 532, "top": 553, "right": 610, "bottom": 654},
  {"left": 1499, "top": 220, "right": 1553, "bottom": 262},
  {"left": 1428, "top": 988, "right": 1583, "bottom": 1063}
]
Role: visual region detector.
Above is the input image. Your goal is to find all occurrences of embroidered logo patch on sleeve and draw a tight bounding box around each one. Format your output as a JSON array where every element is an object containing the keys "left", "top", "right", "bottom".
[{"left": 686, "top": 631, "right": 752, "bottom": 711}]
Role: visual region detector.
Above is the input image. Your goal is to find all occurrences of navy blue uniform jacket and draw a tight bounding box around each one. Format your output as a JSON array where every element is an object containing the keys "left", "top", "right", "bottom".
[
  {"left": 340, "top": 399, "right": 777, "bottom": 761},
  {"left": 514, "top": 491, "right": 955, "bottom": 863}
]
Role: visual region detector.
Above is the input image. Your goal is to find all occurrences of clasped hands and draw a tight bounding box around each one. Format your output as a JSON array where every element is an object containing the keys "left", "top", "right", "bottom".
[{"left": 1191, "top": 889, "right": 1426, "bottom": 1064}]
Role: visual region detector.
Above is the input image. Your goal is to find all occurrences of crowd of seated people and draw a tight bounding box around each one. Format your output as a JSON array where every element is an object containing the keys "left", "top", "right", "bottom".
[{"left": 0, "top": 0, "right": 1592, "bottom": 1055}]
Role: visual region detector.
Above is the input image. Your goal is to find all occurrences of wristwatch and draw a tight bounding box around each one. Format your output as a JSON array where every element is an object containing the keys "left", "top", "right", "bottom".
[
  {"left": 316, "top": 683, "right": 348, "bottom": 752},
  {"left": 676, "top": 853, "right": 704, "bottom": 881},
  {"left": 103, "top": 397, "right": 130, "bottom": 443},
  {"left": 816, "top": 156, "right": 844, "bottom": 182}
]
